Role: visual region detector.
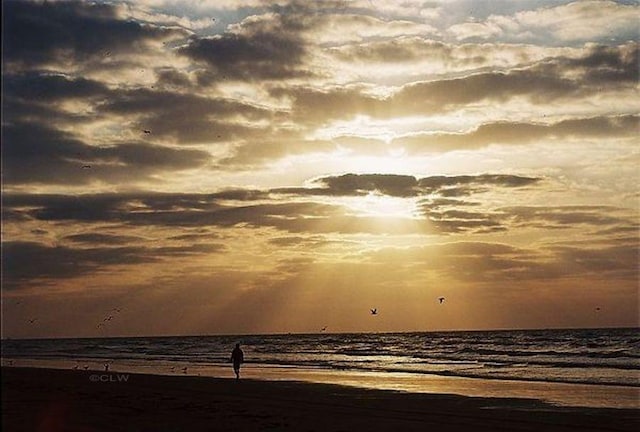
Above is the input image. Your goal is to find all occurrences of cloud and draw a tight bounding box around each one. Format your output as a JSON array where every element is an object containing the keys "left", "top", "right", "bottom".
[
  {"left": 3, "top": 0, "right": 185, "bottom": 70},
  {"left": 394, "top": 115, "right": 639, "bottom": 153},
  {"left": 366, "top": 236, "right": 638, "bottom": 282},
  {"left": 278, "top": 43, "right": 638, "bottom": 123},
  {"left": 63, "top": 233, "right": 145, "bottom": 245},
  {"left": 177, "top": 11, "right": 310, "bottom": 82},
  {"left": 98, "top": 88, "right": 274, "bottom": 144},
  {"left": 446, "top": 0, "right": 639, "bottom": 44},
  {"left": 308, "top": 173, "right": 541, "bottom": 197},
  {"left": 2, "top": 240, "right": 226, "bottom": 290},
  {"left": 2, "top": 122, "right": 211, "bottom": 185}
]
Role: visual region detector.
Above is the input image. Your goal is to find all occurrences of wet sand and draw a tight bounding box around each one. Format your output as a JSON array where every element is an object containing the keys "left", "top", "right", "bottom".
[{"left": 2, "top": 367, "right": 638, "bottom": 432}]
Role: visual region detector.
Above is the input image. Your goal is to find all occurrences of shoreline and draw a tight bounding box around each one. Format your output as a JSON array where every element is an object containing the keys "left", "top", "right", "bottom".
[
  {"left": 2, "top": 366, "right": 639, "bottom": 432},
  {"left": 2, "top": 357, "right": 639, "bottom": 409}
]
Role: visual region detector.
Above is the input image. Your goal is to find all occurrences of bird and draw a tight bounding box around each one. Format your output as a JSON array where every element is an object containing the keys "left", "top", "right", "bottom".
[
  {"left": 82, "top": 165, "right": 91, "bottom": 169},
  {"left": 104, "top": 363, "right": 109, "bottom": 371},
  {"left": 83, "top": 365, "right": 89, "bottom": 370},
  {"left": 321, "top": 326, "right": 327, "bottom": 332},
  {"left": 72, "top": 365, "right": 78, "bottom": 370},
  {"left": 143, "top": 130, "right": 151, "bottom": 134},
  {"left": 438, "top": 297, "right": 445, "bottom": 304},
  {"left": 28, "top": 318, "right": 37, "bottom": 324},
  {"left": 182, "top": 367, "right": 188, "bottom": 374},
  {"left": 370, "top": 308, "right": 378, "bottom": 315},
  {"left": 595, "top": 307, "right": 601, "bottom": 312}
]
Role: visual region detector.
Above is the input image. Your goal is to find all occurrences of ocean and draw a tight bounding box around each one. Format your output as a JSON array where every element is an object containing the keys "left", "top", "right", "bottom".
[{"left": 3, "top": 327, "right": 639, "bottom": 408}]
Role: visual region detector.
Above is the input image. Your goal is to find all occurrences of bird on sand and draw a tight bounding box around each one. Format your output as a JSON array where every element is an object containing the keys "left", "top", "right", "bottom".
[
  {"left": 321, "top": 326, "right": 327, "bottom": 332},
  {"left": 143, "top": 130, "right": 151, "bottom": 134},
  {"left": 82, "top": 165, "right": 91, "bottom": 169},
  {"left": 370, "top": 308, "right": 378, "bottom": 315},
  {"left": 438, "top": 297, "right": 445, "bottom": 304}
]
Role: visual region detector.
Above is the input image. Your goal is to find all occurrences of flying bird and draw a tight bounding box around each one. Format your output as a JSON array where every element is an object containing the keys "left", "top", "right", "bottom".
[
  {"left": 370, "top": 308, "right": 378, "bottom": 315},
  {"left": 438, "top": 297, "right": 445, "bottom": 304}
]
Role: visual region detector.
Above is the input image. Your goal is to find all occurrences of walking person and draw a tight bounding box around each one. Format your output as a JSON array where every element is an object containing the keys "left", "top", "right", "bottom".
[{"left": 230, "top": 343, "right": 244, "bottom": 380}]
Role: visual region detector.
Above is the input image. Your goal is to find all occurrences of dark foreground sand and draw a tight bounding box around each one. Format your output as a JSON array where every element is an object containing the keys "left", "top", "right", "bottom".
[{"left": 2, "top": 367, "right": 638, "bottom": 432}]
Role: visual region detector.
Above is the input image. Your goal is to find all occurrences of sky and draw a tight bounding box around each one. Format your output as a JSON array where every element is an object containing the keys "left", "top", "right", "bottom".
[{"left": 1, "top": 0, "right": 639, "bottom": 338}]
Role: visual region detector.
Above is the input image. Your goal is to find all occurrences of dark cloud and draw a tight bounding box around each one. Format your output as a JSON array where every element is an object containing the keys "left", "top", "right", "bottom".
[
  {"left": 64, "top": 233, "right": 144, "bottom": 245},
  {"left": 276, "top": 44, "right": 638, "bottom": 124},
  {"left": 98, "top": 88, "right": 273, "bottom": 144},
  {"left": 301, "top": 173, "right": 541, "bottom": 197},
  {"left": 316, "top": 173, "right": 419, "bottom": 197},
  {"left": 1, "top": 122, "right": 211, "bottom": 185},
  {"left": 3, "top": 72, "right": 109, "bottom": 102},
  {"left": 2, "top": 0, "right": 185, "bottom": 68},
  {"left": 177, "top": 11, "right": 310, "bottom": 82},
  {"left": 2, "top": 240, "right": 226, "bottom": 290},
  {"left": 2, "top": 177, "right": 632, "bottom": 240},
  {"left": 394, "top": 115, "right": 639, "bottom": 153}
]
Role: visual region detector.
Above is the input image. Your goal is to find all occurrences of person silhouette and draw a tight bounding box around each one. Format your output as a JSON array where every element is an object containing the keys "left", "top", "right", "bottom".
[{"left": 230, "top": 343, "right": 244, "bottom": 380}]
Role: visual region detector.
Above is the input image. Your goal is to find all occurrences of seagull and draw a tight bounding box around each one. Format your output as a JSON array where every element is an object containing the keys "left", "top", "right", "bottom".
[
  {"left": 438, "top": 297, "right": 445, "bottom": 304},
  {"left": 182, "top": 367, "right": 188, "bottom": 374},
  {"left": 321, "top": 326, "right": 327, "bottom": 332},
  {"left": 83, "top": 365, "right": 89, "bottom": 370},
  {"left": 143, "top": 130, "right": 151, "bottom": 134},
  {"left": 595, "top": 307, "right": 601, "bottom": 312},
  {"left": 72, "top": 365, "right": 78, "bottom": 370},
  {"left": 82, "top": 165, "right": 91, "bottom": 169},
  {"left": 370, "top": 308, "right": 378, "bottom": 315},
  {"left": 28, "top": 318, "right": 37, "bottom": 324}
]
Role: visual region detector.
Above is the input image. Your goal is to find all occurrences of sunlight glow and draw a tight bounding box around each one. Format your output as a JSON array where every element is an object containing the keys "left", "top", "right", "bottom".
[{"left": 343, "top": 193, "right": 419, "bottom": 219}]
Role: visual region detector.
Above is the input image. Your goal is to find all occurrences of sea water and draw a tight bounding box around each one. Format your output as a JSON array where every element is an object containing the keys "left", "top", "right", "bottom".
[{"left": 3, "top": 328, "right": 639, "bottom": 408}]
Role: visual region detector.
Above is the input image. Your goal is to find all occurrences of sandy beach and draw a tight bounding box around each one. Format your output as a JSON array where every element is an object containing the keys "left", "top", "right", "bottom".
[{"left": 2, "top": 367, "right": 638, "bottom": 432}]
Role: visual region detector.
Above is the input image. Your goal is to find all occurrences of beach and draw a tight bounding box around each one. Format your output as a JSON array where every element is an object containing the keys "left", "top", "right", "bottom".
[{"left": 2, "top": 367, "right": 638, "bottom": 432}]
